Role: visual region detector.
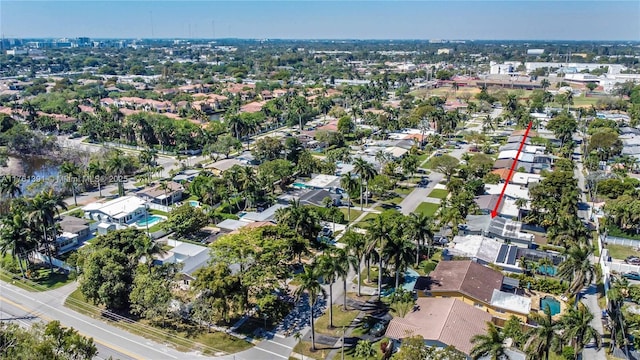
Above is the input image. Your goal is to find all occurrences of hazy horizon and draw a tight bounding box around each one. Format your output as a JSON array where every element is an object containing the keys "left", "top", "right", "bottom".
[{"left": 1, "top": 1, "right": 639, "bottom": 41}]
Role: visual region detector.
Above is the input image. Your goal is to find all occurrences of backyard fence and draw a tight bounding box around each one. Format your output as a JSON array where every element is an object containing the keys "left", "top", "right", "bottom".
[{"left": 604, "top": 235, "right": 640, "bottom": 248}]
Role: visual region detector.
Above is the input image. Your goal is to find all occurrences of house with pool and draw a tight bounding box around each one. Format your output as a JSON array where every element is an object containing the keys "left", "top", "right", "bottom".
[
  {"left": 413, "top": 260, "right": 532, "bottom": 322},
  {"left": 82, "top": 196, "right": 148, "bottom": 227}
]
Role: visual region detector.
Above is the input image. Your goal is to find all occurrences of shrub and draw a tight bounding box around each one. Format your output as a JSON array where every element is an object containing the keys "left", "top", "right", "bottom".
[{"left": 419, "top": 260, "right": 437, "bottom": 275}]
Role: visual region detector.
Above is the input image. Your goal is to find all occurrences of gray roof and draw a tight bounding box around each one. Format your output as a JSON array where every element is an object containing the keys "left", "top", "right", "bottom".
[
  {"left": 58, "top": 216, "right": 89, "bottom": 234},
  {"left": 216, "top": 219, "right": 249, "bottom": 231},
  {"left": 463, "top": 215, "right": 492, "bottom": 233},
  {"left": 242, "top": 204, "right": 288, "bottom": 223},
  {"left": 475, "top": 194, "right": 499, "bottom": 211},
  {"left": 507, "top": 135, "right": 531, "bottom": 144},
  {"left": 298, "top": 189, "right": 340, "bottom": 207}
]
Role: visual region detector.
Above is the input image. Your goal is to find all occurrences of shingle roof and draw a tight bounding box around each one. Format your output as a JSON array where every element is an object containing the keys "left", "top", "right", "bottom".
[
  {"left": 427, "top": 260, "right": 504, "bottom": 303},
  {"left": 385, "top": 297, "right": 491, "bottom": 355}
]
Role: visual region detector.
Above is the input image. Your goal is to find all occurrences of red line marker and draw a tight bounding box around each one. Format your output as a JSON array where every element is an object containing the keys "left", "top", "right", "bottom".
[{"left": 491, "top": 121, "right": 533, "bottom": 218}]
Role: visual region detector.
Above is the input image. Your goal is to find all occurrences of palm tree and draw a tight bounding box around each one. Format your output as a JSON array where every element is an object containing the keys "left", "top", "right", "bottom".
[
  {"left": 353, "top": 339, "right": 376, "bottom": 359},
  {"left": 60, "top": 161, "right": 82, "bottom": 206},
  {"left": 383, "top": 236, "right": 415, "bottom": 289},
  {"left": 0, "top": 175, "right": 22, "bottom": 198},
  {"left": 558, "top": 303, "right": 601, "bottom": 359},
  {"left": 353, "top": 158, "right": 377, "bottom": 210},
  {"left": 106, "top": 151, "right": 129, "bottom": 197},
  {"left": 556, "top": 245, "right": 595, "bottom": 296},
  {"left": 525, "top": 307, "right": 558, "bottom": 360},
  {"left": 293, "top": 264, "right": 327, "bottom": 351},
  {"left": 470, "top": 322, "right": 509, "bottom": 360},
  {"left": 133, "top": 235, "right": 168, "bottom": 274},
  {"left": 139, "top": 148, "right": 158, "bottom": 183},
  {"left": 340, "top": 173, "right": 358, "bottom": 226},
  {"left": 538, "top": 257, "right": 554, "bottom": 279},
  {"left": 275, "top": 200, "right": 321, "bottom": 241},
  {"left": 0, "top": 208, "right": 36, "bottom": 277},
  {"left": 27, "top": 190, "right": 67, "bottom": 273},
  {"left": 87, "top": 161, "right": 106, "bottom": 198},
  {"left": 316, "top": 253, "right": 338, "bottom": 328},
  {"left": 409, "top": 213, "right": 434, "bottom": 266},
  {"left": 334, "top": 247, "right": 357, "bottom": 311},
  {"left": 368, "top": 214, "right": 393, "bottom": 300},
  {"left": 343, "top": 230, "right": 367, "bottom": 297}
]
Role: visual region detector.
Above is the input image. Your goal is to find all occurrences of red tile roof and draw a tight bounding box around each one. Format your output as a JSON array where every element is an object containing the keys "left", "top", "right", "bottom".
[
  {"left": 428, "top": 260, "right": 503, "bottom": 304},
  {"left": 385, "top": 297, "right": 491, "bottom": 354}
]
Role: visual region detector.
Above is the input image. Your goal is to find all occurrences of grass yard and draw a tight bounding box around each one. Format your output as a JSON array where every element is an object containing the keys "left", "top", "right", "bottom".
[
  {"left": 64, "top": 289, "right": 252, "bottom": 355},
  {"left": 427, "top": 189, "right": 449, "bottom": 199},
  {"left": 355, "top": 212, "right": 379, "bottom": 228},
  {"left": 337, "top": 339, "right": 385, "bottom": 360},
  {"left": 415, "top": 202, "right": 440, "bottom": 217},
  {"left": 292, "top": 341, "right": 333, "bottom": 360},
  {"left": 314, "top": 305, "right": 360, "bottom": 337},
  {"left": 394, "top": 187, "right": 413, "bottom": 196},
  {"left": 339, "top": 207, "right": 363, "bottom": 223},
  {"left": 605, "top": 244, "right": 640, "bottom": 260}
]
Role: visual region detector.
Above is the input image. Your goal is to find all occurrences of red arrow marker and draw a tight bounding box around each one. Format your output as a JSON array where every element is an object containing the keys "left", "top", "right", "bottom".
[{"left": 491, "top": 121, "right": 533, "bottom": 218}]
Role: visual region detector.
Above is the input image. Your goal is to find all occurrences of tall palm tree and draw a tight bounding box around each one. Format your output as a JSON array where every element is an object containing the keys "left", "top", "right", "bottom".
[
  {"left": 409, "top": 212, "right": 434, "bottom": 266},
  {"left": 133, "top": 235, "right": 168, "bottom": 274},
  {"left": 316, "top": 253, "right": 338, "bottom": 329},
  {"left": 470, "top": 322, "right": 509, "bottom": 360},
  {"left": 525, "top": 307, "right": 558, "bottom": 360},
  {"left": 368, "top": 214, "right": 393, "bottom": 300},
  {"left": 0, "top": 175, "right": 22, "bottom": 198},
  {"left": 87, "top": 161, "right": 106, "bottom": 198},
  {"left": 293, "top": 264, "right": 326, "bottom": 351},
  {"left": 353, "top": 158, "right": 377, "bottom": 210},
  {"left": 106, "top": 151, "right": 129, "bottom": 197},
  {"left": 27, "top": 190, "right": 67, "bottom": 273},
  {"left": 334, "top": 247, "right": 357, "bottom": 311},
  {"left": 60, "top": 161, "right": 82, "bottom": 206},
  {"left": 383, "top": 236, "right": 415, "bottom": 289},
  {"left": 340, "top": 173, "right": 358, "bottom": 226},
  {"left": 0, "top": 208, "right": 36, "bottom": 277},
  {"left": 344, "top": 230, "right": 367, "bottom": 297},
  {"left": 558, "top": 303, "right": 601, "bottom": 359},
  {"left": 556, "top": 245, "right": 595, "bottom": 296}
]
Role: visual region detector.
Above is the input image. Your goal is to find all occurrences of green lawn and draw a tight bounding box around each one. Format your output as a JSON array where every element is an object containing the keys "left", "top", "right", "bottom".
[
  {"left": 354, "top": 212, "right": 379, "bottom": 229},
  {"left": 314, "top": 305, "right": 360, "bottom": 337},
  {"left": 394, "top": 187, "right": 413, "bottom": 196},
  {"left": 64, "top": 289, "right": 252, "bottom": 355},
  {"left": 150, "top": 209, "right": 169, "bottom": 216},
  {"left": 339, "top": 208, "right": 363, "bottom": 223},
  {"left": 292, "top": 341, "right": 332, "bottom": 360},
  {"left": 337, "top": 339, "right": 385, "bottom": 360},
  {"left": 427, "top": 189, "right": 449, "bottom": 199},
  {"left": 606, "top": 244, "right": 640, "bottom": 260},
  {"left": 0, "top": 257, "right": 73, "bottom": 292},
  {"left": 415, "top": 202, "right": 440, "bottom": 217}
]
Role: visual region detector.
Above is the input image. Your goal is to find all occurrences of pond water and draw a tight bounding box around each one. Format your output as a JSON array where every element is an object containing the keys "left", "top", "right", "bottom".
[{"left": 8, "top": 155, "right": 62, "bottom": 194}]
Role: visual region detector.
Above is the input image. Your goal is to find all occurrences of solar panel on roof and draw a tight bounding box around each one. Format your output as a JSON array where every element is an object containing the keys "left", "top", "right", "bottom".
[
  {"left": 497, "top": 244, "right": 508, "bottom": 263},
  {"left": 507, "top": 246, "right": 518, "bottom": 265}
]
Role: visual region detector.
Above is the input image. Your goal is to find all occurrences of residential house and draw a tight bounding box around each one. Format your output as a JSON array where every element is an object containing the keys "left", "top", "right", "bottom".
[
  {"left": 297, "top": 189, "right": 342, "bottom": 207},
  {"left": 414, "top": 260, "right": 530, "bottom": 321},
  {"left": 241, "top": 204, "right": 288, "bottom": 223},
  {"left": 385, "top": 297, "right": 492, "bottom": 355},
  {"left": 304, "top": 174, "right": 342, "bottom": 191},
  {"left": 155, "top": 241, "right": 210, "bottom": 286},
  {"left": 136, "top": 181, "right": 184, "bottom": 206},
  {"left": 205, "top": 159, "right": 244, "bottom": 176},
  {"left": 172, "top": 169, "right": 201, "bottom": 183},
  {"left": 58, "top": 215, "right": 91, "bottom": 239},
  {"left": 82, "top": 196, "right": 147, "bottom": 225}
]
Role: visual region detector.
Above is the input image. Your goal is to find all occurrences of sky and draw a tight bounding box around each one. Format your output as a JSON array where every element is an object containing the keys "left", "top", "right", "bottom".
[{"left": 1, "top": 0, "right": 639, "bottom": 40}]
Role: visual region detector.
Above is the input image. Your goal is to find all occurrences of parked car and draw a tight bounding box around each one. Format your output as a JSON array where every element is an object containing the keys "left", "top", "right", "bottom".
[
  {"left": 623, "top": 272, "right": 640, "bottom": 281},
  {"left": 370, "top": 320, "right": 389, "bottom": 337},
  {"left": 625, "top": 256, "right": 640, "bottom": 265}
]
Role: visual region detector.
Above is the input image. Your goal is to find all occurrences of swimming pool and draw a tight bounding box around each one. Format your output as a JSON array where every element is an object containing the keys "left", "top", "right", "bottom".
[
  {"left": 402, "top": 268, "right": 420, "bottom": 292},
  {"left": 538, "top": 265, "right": 556, "bottom": 276},
  {"left": 188, "top": 200, "right": 199, "bottom": 207},
  {"left": 540, "top": 296, "right": 561, "bottom": 316},
  {"left": 136, "top": 215, "right": 163, "bottom": 227}
]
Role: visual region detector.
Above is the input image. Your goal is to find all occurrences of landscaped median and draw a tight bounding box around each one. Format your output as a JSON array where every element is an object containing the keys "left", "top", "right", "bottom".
[{"left": 64, "top": 288, "right": 253, "bottom": 356}]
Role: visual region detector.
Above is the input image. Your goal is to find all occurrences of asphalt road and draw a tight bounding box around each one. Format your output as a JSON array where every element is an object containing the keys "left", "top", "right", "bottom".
[{"left": 0, "top": 281, "right": 209, "bottom": 360}]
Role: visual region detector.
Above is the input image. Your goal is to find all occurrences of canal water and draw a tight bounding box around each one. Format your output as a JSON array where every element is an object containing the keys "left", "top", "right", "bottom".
[{"left": 4, "top": 155, "right": 62, "bottom": 194}]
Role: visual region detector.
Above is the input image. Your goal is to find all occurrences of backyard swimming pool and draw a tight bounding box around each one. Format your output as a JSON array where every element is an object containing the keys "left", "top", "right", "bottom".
[
  {"left": 540, "top": 296, "right": 561, "bottom": 316},
  {"left": 135, "top": 215, "right": 163, "bottom": 227}
]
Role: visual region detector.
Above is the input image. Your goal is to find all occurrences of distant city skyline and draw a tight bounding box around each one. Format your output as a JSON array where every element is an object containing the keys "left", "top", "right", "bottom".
[{"left": 1, "top": 1, "right": 639, "bottom": 41}]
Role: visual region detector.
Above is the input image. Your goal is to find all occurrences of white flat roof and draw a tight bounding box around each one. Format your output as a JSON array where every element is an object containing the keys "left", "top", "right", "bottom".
[
  {"left": 172, "top": 242, "right": 208, "bottom": 257},
  {"left": 305, "top": 174, "right": 341, "bottom": 189},
  {"left": 490, "top": 289, "right": 531, "bottom": 315},
  {"left": 82, "top": 196, "right": 146, "bottom": 218},
  {"left": 485, "top": 184, "right": 530, "bottom": 201}
]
